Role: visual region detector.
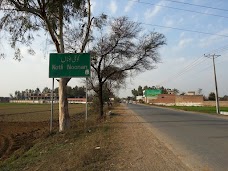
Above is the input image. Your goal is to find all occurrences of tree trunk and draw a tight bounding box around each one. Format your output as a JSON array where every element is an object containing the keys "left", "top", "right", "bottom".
[
  {"left": 98, "top": 82, "right": 104, "bottom": 118},
  {"left": 59, "top": 78, "right": 70, "bottom": 132}
]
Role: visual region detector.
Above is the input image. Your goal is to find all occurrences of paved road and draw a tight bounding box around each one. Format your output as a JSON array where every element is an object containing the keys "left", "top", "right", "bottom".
[{"left": 127, "top": 104, "right": 228, "bottom": 171}]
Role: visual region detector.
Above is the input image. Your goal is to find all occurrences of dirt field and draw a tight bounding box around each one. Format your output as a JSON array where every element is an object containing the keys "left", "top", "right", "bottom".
[
  {"left": 0, "top": 121, "right": 49, "bottom": 160},
  {"left": 0, "top": 103, "right": 190, "bottom": 170},
  {"left": 0, "top": 103, "right": 85, "bottom": 161}
]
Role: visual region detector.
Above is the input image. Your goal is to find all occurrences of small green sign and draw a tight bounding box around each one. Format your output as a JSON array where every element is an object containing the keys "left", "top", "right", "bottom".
[
  {"left": 49, "top": 53, "right": 91, "bottom": 78},
  {"left": 144, "top": 89, "right": 162, "bottom": 97}
]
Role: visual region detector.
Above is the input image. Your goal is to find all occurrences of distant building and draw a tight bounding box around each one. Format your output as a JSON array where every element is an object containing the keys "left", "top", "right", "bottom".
[
  {"left": 136, "top": 96, "right": 143, "bottom": 101},
  {"left": 28, "top": 93, "right": 58, "bottom": 101},
  {"left": 167, "top": 89, "right": 175, "bottom": 94},
  {"left": 221, "top": 95, "right": 228, "bottom": 101},
  {"left": 186, "top": 91, "right": 196, "bottom": 95},
  {"left": 68, "top": 98, "right": 86, "bottom": 104},
  {"left": 0, "top": 97, "right": 10, "bottom": 103}
]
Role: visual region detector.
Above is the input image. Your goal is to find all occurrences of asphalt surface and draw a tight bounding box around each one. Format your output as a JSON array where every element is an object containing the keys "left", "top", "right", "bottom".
[{"left": 127, "top": 103, "right": 228, "bottom": 171}]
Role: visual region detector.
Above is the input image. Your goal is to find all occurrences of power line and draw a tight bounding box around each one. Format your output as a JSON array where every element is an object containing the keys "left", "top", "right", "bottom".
[
  {"left": 126, "top": 0, "right": 228, "bottom": 19},
  {"left": 206, "top": 43, "right": 228, "bottom": 54},
  {"left": 161, "top": 0, "right": 228, "bottom": 12},
  {"left": 214, "top": 46, "right": 228, "bottom": 54},
  {"left": 157, "top": 45, "right": 228, "bottom": 86},
  {"left": 158, "top": 57, "right": 207, "bottom": 85},
  {"left": 140, "top": 22, "right": 228, "bottom": 38}
]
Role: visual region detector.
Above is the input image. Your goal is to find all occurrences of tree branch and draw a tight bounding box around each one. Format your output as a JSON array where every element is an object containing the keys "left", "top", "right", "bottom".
[{"left": 80, "top": 0, "right": 93, "bottom": 52}]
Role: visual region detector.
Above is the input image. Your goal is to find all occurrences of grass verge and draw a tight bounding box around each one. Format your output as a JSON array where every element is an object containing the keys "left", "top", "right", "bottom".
[
  {"left": 168, "top": 106, "right": 228, "bottom": 114},
  {"left": 0, "top": 107, "right": 118, "bottom": 171}
]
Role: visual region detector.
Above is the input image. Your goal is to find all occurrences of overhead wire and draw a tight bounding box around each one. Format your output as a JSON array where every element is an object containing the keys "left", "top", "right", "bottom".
[
  {"left": 212, "top": 45, "right": 228, "bottom": 54},
  {"left": 156, "top": 45, "right": 228, "bottom": 86},
  {"left": 121, "top": 0, "right": 228, "bottom": 38},
  {"left": 121, "top": 0, "right": 228, "bottom": 91},
  {"left": 160, "top": 0, "right": 228, "bottom": 12},
  {"left": 139, "top": 22, "right": 228, "bottom": 38},
  {"left": 126, "top": 0, "right": 228, "bottom": 19},
  {"left": 157, "top": 57, "right": 207, "bottom": 85}
]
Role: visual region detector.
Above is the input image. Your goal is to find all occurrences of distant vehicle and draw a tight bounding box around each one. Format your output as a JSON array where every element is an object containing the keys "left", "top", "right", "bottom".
[{"left": 128, "top": 100, "right": 133, "bottom": 104}]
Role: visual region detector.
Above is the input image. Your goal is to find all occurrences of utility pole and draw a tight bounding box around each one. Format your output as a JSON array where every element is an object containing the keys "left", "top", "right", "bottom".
[{"left": 204, "top": 54, "right": 220, "bottom": 114}]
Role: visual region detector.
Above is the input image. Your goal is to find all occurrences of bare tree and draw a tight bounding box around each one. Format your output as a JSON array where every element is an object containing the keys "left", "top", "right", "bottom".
[
  {"left": 88, "top": 17, "right": 166, "bottom": 118},
  {"left": 0, "top": 0, "right": 92, "bottom": 132}
]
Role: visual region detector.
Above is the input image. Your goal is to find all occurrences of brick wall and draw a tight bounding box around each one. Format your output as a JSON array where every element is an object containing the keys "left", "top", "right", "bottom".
[
  {"left": 147, "top": 94, "right": 228, "bottom": 107},
  {"left": 152, "top": 94, "right": 175, "bottom": 104},
  {"left": 203, "top": 101, "right": 228, "bottom": 107},
  {"left": 150, "top": 94, "right": 204, "bottom": 106},
  {"left": 176, "top": 95, "right": 204, "bottom": 103}
]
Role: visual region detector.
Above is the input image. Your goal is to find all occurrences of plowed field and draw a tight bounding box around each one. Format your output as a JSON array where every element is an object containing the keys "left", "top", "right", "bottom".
[{"left": 0, "top": 103, "right": 85, "bottom": 160}]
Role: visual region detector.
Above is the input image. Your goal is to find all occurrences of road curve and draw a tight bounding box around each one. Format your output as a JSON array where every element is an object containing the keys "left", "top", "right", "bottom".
[{"left": 127, "top": 103, "right": 228, "bottom": 171}]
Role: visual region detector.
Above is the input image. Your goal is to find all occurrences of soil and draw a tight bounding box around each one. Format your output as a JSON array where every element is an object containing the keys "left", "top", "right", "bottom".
[
  {"left": 0, "top": 121, "right": 49, "bottom": 160},
  {"left": 0, "top": 104, "right": 191, "bottom": 170}
]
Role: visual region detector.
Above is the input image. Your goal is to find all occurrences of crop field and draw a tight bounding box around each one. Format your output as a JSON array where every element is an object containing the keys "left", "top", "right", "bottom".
[
  {"left": 0, "top": 103, "right": 86, "bottom": 122},
  {"left": 0, "top": 103, "right": 86, "bottom": 161}
]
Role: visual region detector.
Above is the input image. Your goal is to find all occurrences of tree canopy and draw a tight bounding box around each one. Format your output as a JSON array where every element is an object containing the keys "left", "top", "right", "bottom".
[
  {"left": 88, "top": 16, "right": 166, "bottom": 117},
  {"left": 0, "top": 0, "right": 92, "bottom": 132}
]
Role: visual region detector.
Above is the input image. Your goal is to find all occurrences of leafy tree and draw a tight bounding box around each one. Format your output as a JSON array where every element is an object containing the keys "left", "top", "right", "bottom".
[
  {"left": 88, "top": 16, "right": 166, "bottom": 118},
  {"left": 9, "top": 93, "right": 13, "bottom": 99},
  {"left": 173, "top": 88, "right": 179, "bottom": 95},
  {"left": 66, "top": 86, "right": 73, "bottom": 98},
  {"left": 131, "top": 89, "right": 138, "bottom": 99},
  {"left": 138, "top": 86, "right": 143, "bottom": 96},
  {"left": 42, "top": 87, "right": 51, "bottom": 94},
  {"left": 21, "top": 91, "right": 26, "bottom": 100},
  {"left": 161, "top": 86, "right": 168, "bottom": 94},
  {"left": 208, "top": 92, "right": 215, "bottom": 101},
  {"left": 35, "top": 88, "right": 40, "bottom": 94},
  {"left": 143, "top": 86, "right": 148, "bottom": 90},
  {"left": 14, "top": 91, "right": 19, "bottom": 99},
  {"left": 72, "top": 86, "right": 86, "bottom": 98},
  {"left": 0, "top": 0, "right": 92, "bottom": 131}
]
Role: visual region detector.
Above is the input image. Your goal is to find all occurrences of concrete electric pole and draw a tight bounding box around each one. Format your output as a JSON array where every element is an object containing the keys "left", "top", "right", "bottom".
[{"left": 204, "top": 54, "right": 220, "bottom": 114}]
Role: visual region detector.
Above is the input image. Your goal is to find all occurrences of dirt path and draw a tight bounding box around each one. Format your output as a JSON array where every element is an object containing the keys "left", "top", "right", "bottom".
[{"left": 110, "top": 104, "right": 190, "bottom": 171}]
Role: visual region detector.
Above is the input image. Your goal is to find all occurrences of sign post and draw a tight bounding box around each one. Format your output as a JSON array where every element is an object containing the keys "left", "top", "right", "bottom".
[
  {"left": 49, "top": 53, "right": 91, "bottom": 132},
  {"left": 50, "top": 78, "right": 54, "bottom": 132},
  {"left": 49, "top": 53, "right": 91, "bottom": 78},
  {"left": 86, "top": 77, "right": 88, "bottom": 121}
]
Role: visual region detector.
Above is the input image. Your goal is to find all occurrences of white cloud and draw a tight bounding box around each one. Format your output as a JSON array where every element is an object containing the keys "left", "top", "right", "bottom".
[
  {"left": 178, "top": 38, "right": 193, "bottom": 48},
  {"left": 124, "top": 1, "right": 135, "bottom": 13},
  {"left": 144, "top": 5, "right": 161, "bottom": 20},
  {"left": 144, "top": 1, "right": 167, "bottom": 20},
  {"left": 199, "top": 29, "right": 228, "bottom": 48},
  {"left": 164, "top": 19, "right": 174, "bottom": 27},
  {"left": 109, "top": 0, "right": 117, "bottom": 14}
]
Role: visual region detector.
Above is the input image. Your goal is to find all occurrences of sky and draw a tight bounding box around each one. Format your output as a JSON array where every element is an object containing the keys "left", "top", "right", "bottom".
[{"left": 0, "top": 0, "right": 228, "bottom": 98}]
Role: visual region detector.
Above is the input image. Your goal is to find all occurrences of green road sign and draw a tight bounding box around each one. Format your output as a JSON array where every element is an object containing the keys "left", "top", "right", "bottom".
[
  {"left": 144, "top": 89, "right": 162, "bottom": 97},
  {"left": 49, "top": 53, "right": 91, "bottom": 78}
]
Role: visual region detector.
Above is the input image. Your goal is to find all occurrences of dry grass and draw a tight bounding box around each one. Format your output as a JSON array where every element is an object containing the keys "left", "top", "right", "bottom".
[{"left": 0, "top": 103, "right": 118, "bottom": 171}]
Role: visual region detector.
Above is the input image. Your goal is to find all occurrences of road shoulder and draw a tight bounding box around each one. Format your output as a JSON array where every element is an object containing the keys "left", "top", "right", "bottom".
[{"left": 110, "top": 104, "right": 190, "bottom": 171}]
